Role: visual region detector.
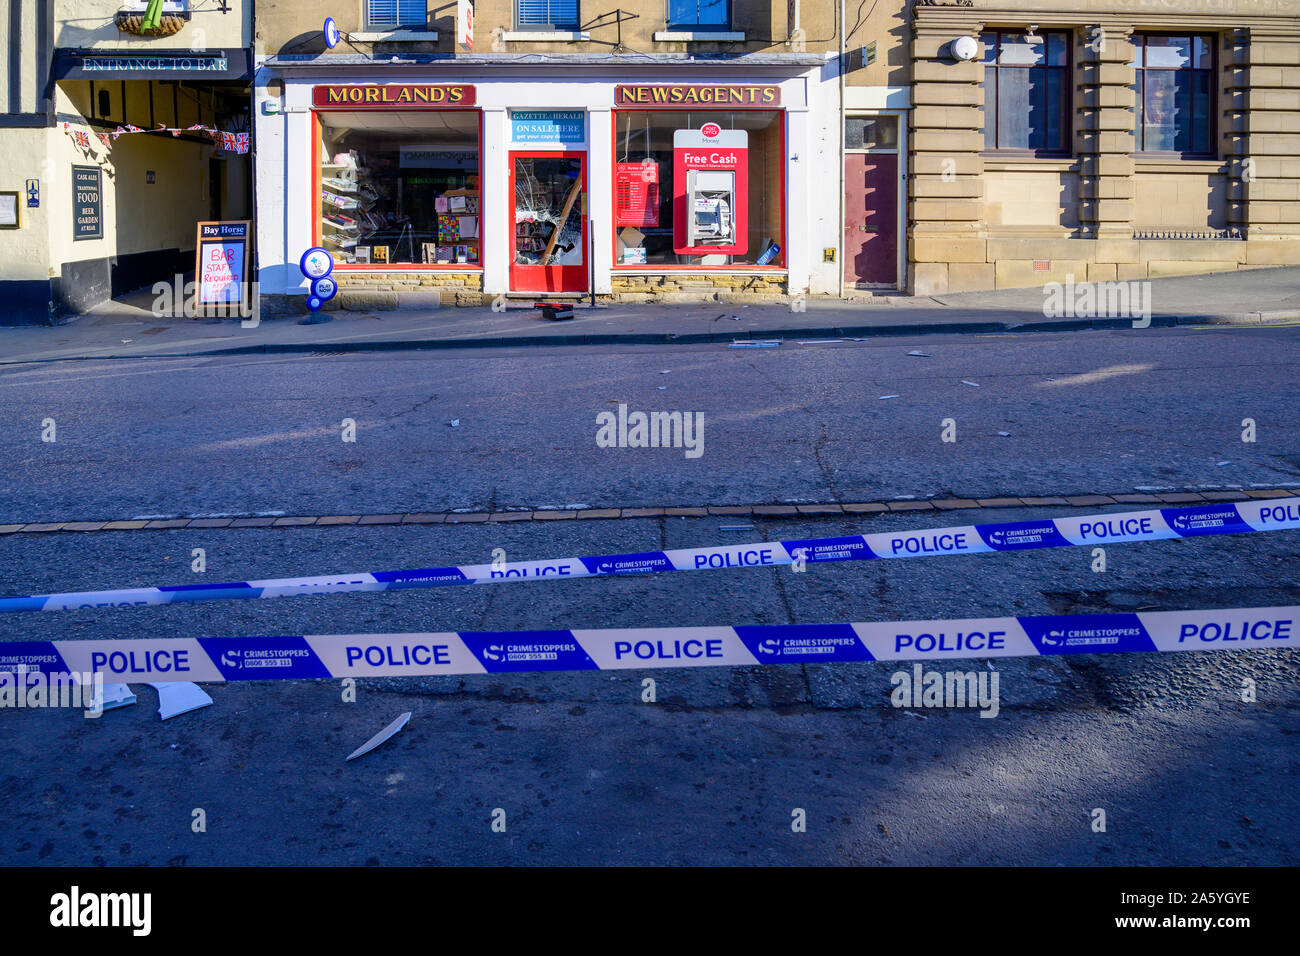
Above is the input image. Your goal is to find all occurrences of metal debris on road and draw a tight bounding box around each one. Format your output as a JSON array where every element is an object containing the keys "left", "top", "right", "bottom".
[
  {"left": 729, "top": 340, "right": 780, "bottom": 349},
  {"left": 961, "top": 380, "right": 981, "bottom": 387},
  {"left": 879, "top": 394, "right": 900, "bottom": 400},
  {"left": 907, "top": 350, "right": 931, "bottom": 357},
  {"left": 347, "top": 712, "right": 412, "bottom": 762},
  {"left": 449, "top": 419, "right": 460, "bottom": 427}
]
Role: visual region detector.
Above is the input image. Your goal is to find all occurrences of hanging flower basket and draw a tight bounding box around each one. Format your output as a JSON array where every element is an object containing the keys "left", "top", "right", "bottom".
[{"left": 114, "top": 11, "right": 189, "bottom": 36}]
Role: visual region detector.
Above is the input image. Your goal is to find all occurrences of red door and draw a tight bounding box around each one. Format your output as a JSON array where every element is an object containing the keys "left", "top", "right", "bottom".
[
  {"left": 509, "top": 151, "right": 588, "bottom": 292},
  {"left": 844, "top": 152, "right": 898, "bottom": 287}
]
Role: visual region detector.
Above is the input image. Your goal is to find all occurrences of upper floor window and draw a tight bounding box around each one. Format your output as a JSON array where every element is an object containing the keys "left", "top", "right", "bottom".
[
  {"left": 667, "top": 0, "right": 730, "bottom": 29},
  {"left": 1131, "top": 34, "right": 1216, "bottom": 156},
  {"left": 368, "top": 0, "right": 427, "bottom": 29},
  {"left": 516, "top": 0, "right": 580, "bottom": 31},
  {"left": 982, "top": 30, "right": 1071, "bottom": 154}
]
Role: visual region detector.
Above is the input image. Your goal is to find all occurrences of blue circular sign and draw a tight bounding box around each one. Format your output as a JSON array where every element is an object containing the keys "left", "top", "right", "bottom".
[
  {"left": 324, "top": 17, "right": 341, "bottom": 49},
  {"left": 307, "top": 295, "right": 324, "bottom": 312},
  {"left": 312, "top": 275, "right": 338, "bottom": 302},
  {"left": 300, "top": 247, "right": 333, "bottom": 279}
]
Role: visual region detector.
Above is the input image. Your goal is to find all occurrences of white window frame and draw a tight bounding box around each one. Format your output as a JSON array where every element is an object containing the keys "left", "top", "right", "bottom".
[
  {"left": 515, "top": 0, "right": 581, "bottom": 32},
  {"left": 367, "top": 0, "right": 428, "bottom": 30}
]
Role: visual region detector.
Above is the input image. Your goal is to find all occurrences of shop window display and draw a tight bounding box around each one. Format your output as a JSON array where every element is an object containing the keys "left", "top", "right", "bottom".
[
  {"left": 318, "top": 111, "right": 481, "bottom": 265},
  {"left": 613, "top": 110, "right": 783, "bottom": 267}
]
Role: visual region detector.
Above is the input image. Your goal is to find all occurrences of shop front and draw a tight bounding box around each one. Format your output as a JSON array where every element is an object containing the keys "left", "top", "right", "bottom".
[
  {"left": 311, "top": 83, "right": 481, "bottom": 273},
  {"left": 256, "top": 58, "right": 835, "bottom": 310}
]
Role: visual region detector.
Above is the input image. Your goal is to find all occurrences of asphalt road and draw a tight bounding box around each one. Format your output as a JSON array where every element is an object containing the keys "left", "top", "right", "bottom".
[
  {"left": 0, "top": 325, "right": 1296, "bottom": 524},
  {"left": 0, "top": 324, "right": 1296, "bottom": 865},
  {"left": 0, "top": 509, "right": 1296, "bottom": 865}
]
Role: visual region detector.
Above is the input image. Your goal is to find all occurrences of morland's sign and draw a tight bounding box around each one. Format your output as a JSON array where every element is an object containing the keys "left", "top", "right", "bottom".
[{"left": 312, "top": 84, "right": 476, "bottom": 109}]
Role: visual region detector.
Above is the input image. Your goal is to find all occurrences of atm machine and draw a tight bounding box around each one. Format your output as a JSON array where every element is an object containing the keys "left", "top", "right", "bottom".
[
  {"left": 673, "top": 125, "right": 748, "bottom": 257},
  {"left": 686, "top": 169, "right": 735, "bottom": 246}
]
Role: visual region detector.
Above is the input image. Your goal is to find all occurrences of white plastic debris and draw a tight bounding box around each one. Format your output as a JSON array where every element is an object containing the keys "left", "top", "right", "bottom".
[
  {"left": 100, "top": 683, "right": 137, "bottom": 710},
  {"left": 449, "top": 419, "right": 460, "bottom": 427},
  {"left": 961, "top": 380, "right": 980, "bottom": 387},
  {"left": 146, "top": 682, "right": 213, "bottom": 720},
  {"left": 997, "top": 431, "right": 1012, "bottom": 437},
  {"left": 347, "top": 712, "right": 412, "bottom": 762},
  {"left": 907, "top": 350, "right": 931, "bottom": 357},
  {"left": 878, "top": 394, "right": 900, "bottom": 400}
]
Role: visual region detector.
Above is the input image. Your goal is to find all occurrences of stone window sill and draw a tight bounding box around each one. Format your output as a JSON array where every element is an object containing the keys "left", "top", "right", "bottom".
[
  {"left": 653, "top": 31, "right": 746, "bottom": 42},
  {"left": 982, "top": 156, "right": 1079, "bottom": 173},
  {"left": 350, "top": 30, "right": 439, "bottom": 42},
  {"left": 1134, "top": 157, "right": 1228, "bottom": 174},
  {"left": 502, "top": 30, "right": 591, "bottom": 41}
]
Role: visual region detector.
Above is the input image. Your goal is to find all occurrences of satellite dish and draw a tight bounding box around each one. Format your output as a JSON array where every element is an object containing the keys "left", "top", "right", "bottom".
[{"left": 324, "top": 17, "right": 341, "bottom": 49}]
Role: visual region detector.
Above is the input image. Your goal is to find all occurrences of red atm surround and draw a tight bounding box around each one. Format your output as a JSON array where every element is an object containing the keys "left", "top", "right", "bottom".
[{"left": 672, "top": 124, "right": 748, "bottom": 256}]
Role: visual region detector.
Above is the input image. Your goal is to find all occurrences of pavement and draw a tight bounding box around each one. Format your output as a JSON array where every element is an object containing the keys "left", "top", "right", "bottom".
[{"left": 1, "top": 265, "right": 1297, "bottom": 365}]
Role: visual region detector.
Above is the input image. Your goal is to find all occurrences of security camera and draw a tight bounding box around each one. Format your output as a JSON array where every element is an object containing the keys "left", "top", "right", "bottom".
[{"left": 952, "top": 35, "right": 978, "bottom": 61}]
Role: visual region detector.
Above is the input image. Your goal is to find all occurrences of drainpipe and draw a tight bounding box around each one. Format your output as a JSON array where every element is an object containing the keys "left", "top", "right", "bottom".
[{"left": 838, "top": 0, "right": 846, "bottom": 300}]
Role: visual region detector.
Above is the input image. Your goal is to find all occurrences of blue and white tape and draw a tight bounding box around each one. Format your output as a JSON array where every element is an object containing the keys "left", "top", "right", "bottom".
[
  {"left": 2, "top": 606, "right": 1295, "bottom": 683},
  {"left": 2, "top": 500, "right": 1297, "bottom": 614}
]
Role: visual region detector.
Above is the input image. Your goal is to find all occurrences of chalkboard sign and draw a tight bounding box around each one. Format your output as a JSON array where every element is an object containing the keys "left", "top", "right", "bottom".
[
  {"left": 72, "top": 165, "right": 102, "bottom": 240},
  {"left": 195, "top": 220, "right": 252, "bottom": 314}
]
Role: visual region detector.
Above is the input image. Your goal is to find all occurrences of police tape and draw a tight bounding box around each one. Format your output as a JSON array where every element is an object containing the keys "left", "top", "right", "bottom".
[
  {"left": 2, "top": 499, "right": 1297, "bottom": 614},
  {"left": 2, "top": 605, "right": 1295, "bottom": 683}
]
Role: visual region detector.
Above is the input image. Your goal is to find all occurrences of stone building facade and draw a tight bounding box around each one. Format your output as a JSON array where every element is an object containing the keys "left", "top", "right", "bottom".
[
  {"left": 253, "top": 1, "right": 845, "bottom": 310},
  {"left": 908, "top": 0, "right": 1300, "bottom": 294},
  {"left": 0, "top": 0, "right": 254, "bottom": 325}
]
